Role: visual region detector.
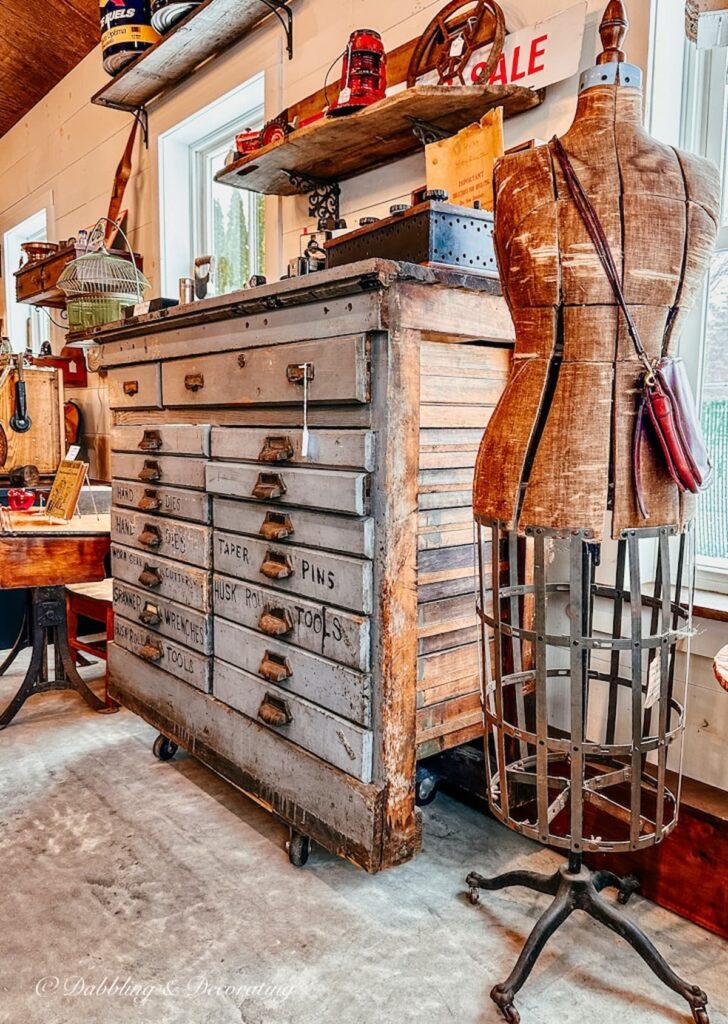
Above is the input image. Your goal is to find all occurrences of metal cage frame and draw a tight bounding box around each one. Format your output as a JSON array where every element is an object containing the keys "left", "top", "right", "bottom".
[{"left": 475, "top": 519, "right": 692, "bottom": 856}]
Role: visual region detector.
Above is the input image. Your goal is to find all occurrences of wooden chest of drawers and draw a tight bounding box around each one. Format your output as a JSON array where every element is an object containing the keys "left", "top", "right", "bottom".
[{"left": 94, "top": 260, "right": 513, "bottom": 871}]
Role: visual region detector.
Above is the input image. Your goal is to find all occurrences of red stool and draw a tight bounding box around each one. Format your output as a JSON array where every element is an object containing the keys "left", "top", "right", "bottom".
[{"left": 65, "top": 579, "right": 115, "bottom": 708}]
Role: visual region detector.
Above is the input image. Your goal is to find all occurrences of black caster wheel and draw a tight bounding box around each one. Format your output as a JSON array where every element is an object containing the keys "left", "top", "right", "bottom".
[
  {"left": 287, "top": 832, "right": 311, "bottom": 868},
  {"left": 415, "top": 765, "right": 440, "bottom": 807},
  {"left": 467, "top": 885, "right": 480, "bottom": 906},
  {"left": 153, "top": 734, "right": 178, "bottom": 762}
]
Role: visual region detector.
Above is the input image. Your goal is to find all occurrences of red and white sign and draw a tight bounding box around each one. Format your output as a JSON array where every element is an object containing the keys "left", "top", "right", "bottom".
[{"left": 418, "top": 3, "right": 588, "bottom": 92}]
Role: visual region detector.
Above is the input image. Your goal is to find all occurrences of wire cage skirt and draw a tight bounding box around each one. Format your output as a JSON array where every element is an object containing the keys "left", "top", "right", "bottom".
[{"left": 475, "top": 519, "right": 693, "bottom": 857}]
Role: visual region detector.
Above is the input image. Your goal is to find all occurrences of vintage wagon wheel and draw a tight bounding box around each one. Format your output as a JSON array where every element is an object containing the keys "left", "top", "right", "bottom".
[{"left": 406, "top": 0, "right": 506, "bottom": 88}]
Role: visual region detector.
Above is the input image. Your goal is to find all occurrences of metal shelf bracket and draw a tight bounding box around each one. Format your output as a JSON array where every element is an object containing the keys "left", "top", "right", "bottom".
[
  {"left": 284, "top": 171, "right": 341, "bottom": 230},
  {"left": 133, "top": 106, "right": 150, "bottom": 148},
  {"left": 260, "top": 0, "right": 294, "bottom": 60}
]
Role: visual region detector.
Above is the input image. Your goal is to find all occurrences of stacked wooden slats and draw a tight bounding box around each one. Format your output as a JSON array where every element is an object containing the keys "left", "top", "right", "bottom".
[{"left": 416, "top": 341, "right": 510, "bottom": 758}]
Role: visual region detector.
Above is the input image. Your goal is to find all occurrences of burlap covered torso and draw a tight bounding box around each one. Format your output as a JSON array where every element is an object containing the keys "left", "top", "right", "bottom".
[{"left": 473, "top": 82, "right": 721, "bottom": 540}]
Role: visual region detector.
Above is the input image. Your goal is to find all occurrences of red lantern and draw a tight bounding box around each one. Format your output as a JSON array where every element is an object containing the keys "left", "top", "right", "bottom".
[{"left": 328, "top": 30, "right": 388, "bottom": 117}]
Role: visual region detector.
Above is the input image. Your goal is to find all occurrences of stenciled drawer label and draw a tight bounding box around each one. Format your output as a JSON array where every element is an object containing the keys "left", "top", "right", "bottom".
[
  {"left": 111, "top": 509, "right": 211, "bottom": 568},
  {"left": 212, "top": 575, "right": 370, "bottom": 672},
  {"left": 112, "top": 480, "right": 210, "bottom": 523},
  {"left": 114, "top": 616, "right": 210, "bottom": 691},
  {"left": 111, "top": 544, "right": 210, "bottom": 611},
  {"left": 212, "top": 531, "right": 372, "bottom": 614},
  {"left": 113, "top": 581, "right": 212, "bottom": 654}
]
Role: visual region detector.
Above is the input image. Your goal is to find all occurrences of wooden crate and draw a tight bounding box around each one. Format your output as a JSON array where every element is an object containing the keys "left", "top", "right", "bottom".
[{"left": 0, "top": 366, "right": 64, "bottom": 477}]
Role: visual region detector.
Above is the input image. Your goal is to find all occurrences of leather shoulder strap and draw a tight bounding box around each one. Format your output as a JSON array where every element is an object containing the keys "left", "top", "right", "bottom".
[{"left": 549, "top": 136, "right": 653, "bottom": 376}]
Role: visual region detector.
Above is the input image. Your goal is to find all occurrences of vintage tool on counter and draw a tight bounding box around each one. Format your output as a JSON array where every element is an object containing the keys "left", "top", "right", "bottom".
[
  {"left": 194, "top": 256, "right": 215, "bottom": 300},
  {"left": 325, "top": 196, "right": 497, "bottom": 277},
  {"left": 406, "top": 0, "right": 506, "bottom": 87},
  {"left": 151, "top": 0, "right": 202, "bottom": 34},
  {"left": 100, "top": 0, "right": 159, "bottom": 76},
  {"left": 10, "top": 356, "right": 32, "bottom": 434},
  {"left": 327, "top": 30, "right": 388, "bottom": 116}
]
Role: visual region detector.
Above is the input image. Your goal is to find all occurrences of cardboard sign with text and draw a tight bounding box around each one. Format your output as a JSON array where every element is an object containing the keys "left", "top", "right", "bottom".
[
  {"left": 417, "top": 3, "right": 588, "bottom": 92},
  {"left": 46, "top": 460, "right": 88, "bottom": 521},
  {"left": 426, "top": 108, "right": 504, "bottom": 210}
]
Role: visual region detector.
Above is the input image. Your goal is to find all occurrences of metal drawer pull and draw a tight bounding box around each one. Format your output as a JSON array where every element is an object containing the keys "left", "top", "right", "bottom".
[
  {"left": 259, "top": 512, "right": 293, "bottom": 542},
  {"left": 139, "top": 640, "right": 163, "bottom": 663},
  {"left": 259, "top": 606, "right": 293, "bottom": 637},
  {"left": 138, "top": 565, "right": 162, "bottom": 589},
  {"left": 252, "top": 473, "right": 286, "bottom": 501},
  {"left": 184, "top": 373, "right": 205, "bottom": 392},
  {"left": 286, "top": 363, "right": 315, "bottom": 384},
  {"left": 138, "top": 489, "right": 161, "bottom": 512},
  {"left": 259, "top": 651, "right": 292, "bottom": 684},
  {"left": 257, "top": 693, "right": 292, "bottom": 728},
  {"left": 139, "top": 525, "right": 162, "bottom": 549},
  {"left": 259, "top": 435, "right": 294, "bottom": 463},
  {"left": 138, "top": 429, "right": 162, "bottom": 451},
  {"left": 260, "top": 551, "right": 294, "bottom": 580},
  {"left": 123, "top": 380, "right": 139, "bottom": 397},
  {"left": 139, "top": 602, "right": 161, "bottom": 626},
  {"left": 139, "top": 460, "right": 162, "bottom": 482}
]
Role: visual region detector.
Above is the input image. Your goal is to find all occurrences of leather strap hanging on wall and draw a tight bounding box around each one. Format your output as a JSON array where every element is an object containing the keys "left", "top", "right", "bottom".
[
  {"left": 105, "top": 118, "right": 138, "bottom": 249},
  {"left": 406, "top": 0, "right": 506, "bottom": 88}
]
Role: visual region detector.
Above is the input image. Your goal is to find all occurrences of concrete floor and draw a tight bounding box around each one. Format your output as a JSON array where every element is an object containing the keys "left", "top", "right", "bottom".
[{"left": 0, "top": 657, "right": 726, "bottom": 1024}]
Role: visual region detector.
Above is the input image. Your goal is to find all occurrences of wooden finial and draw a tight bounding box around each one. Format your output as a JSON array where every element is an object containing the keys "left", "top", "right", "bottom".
[{"left": 597, "top": 0, "right": 629, "bottom": 65}]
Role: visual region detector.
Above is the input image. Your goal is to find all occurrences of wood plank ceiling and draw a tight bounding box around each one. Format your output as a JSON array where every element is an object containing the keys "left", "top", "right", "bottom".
[{"left": 0, "top": 0, "right": 100, "bottom": 137}]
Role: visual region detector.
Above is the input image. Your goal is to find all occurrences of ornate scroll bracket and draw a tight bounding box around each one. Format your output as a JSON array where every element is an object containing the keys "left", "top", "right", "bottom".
[
  {"left": 405, "top": 115, "right": 453, "bottom": 146},
  {"left": 284, "top": 171, "right": 341, "bottom": 229},
  {"left": 259, "top": 0, "right": 294, "bottom": 60}
]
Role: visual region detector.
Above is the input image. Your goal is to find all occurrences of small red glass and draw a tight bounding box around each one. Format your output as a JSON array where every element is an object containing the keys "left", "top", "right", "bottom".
[
  {"left": 8, "top": 488, "right": 36, "bottom": 511},
  {"left": 328, "top": 29, "right": 387, "bottom": 116}
]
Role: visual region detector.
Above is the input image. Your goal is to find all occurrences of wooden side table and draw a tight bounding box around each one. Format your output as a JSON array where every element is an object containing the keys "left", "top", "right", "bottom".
[{"left": 0, "top": 512, "right": 118, "bottom": 729}]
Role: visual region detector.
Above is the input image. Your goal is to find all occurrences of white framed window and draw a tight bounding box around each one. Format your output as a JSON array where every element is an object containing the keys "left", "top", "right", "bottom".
[
  {"left": 159, "top": 73, "right": 265, "bottom": 299},
  {"left": 650, "top": 5, "right": 728, "bottom": 594},
  {"left": 3, "top": 209, "right": 52, "bottom": 354}
]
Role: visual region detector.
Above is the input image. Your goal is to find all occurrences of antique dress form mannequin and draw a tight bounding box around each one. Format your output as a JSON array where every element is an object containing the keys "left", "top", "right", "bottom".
[
  {"left": 473, "top": 4, "right": 720, "bottom": 537},
  {"left": 466, "top": 3, "right": 720, "bottom": 1023}
]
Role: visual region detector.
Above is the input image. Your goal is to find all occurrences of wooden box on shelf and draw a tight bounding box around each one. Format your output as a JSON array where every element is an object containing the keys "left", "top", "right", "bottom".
[{"left": 15, "top": 245, "right": 144, "bottom": 310}]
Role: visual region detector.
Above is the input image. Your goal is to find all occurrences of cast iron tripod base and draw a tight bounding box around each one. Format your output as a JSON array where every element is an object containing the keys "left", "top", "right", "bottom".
[
  {"left": 466, "top": 860, "right": 709, "bottom": 1024},
  {"left": 0, "top": 586, "right": 118, "bottom": 730}
]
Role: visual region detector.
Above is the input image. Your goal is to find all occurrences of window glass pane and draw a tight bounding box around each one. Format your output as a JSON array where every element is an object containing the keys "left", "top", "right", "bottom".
[
  {"left": 698, "top": 248, "right": 728, "bottom": 563},
  {"left": 208, "top": 145, "right": 264, "bottom": 296}
]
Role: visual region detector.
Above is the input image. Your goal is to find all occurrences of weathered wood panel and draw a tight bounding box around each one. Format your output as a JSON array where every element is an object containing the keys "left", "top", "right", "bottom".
[
  {"left": 108, "top": 644, "right": 392, "bottom": 872},
  {"left": 206, "top": 462, "right": 369, "bottom": 516},
  {"left": 114, "top": 617, "right": 211, "bottom": 692},
  {"left": 162, "top": 335, "right": 371, "bottom": 407},
  {"left": 108, "top": 363, "right": 162, "bottom": 410},
  {"left": 213, "top": 573, "right": 370, "bottom": 672},
  {"left": 111, "top": 543, "right": 211, "bottom": 611},
  {"left": 113, "top": 480, "right": 211, "bottom": 524},
  {"left": 214, "top": 618, "right": 371, "bottom": 727},
  {"left": 113, "top": 580, "right": 213, "bottom": 654},
  {"left": 111, "top": 508, "right": 211, "bottom": 568},
  {"left": 111, "top": 424, "right": 211, "bottom": 456},
  {"left": 213, "top": 530, "right": 373, "bottom": 615},
  {"left": 211, "top": 427, "right": 376, "bottom": 470},
  {"left": 213, "top": 659, "right": 373, "bottom": 783},
  {"left": 212, "top": 497, "right": 374, "bottom": 558},
  {"left": 112, "top": 453, "right": 207, "bottom": 490}
]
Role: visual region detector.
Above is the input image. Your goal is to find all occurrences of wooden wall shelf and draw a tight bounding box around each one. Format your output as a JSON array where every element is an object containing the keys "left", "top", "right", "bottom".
[
  {"left": 92, "top": 0, "right": 295, "bottom": 114},
  {"left": 215, "top": 84, "right": 542, "bottom": 196}
]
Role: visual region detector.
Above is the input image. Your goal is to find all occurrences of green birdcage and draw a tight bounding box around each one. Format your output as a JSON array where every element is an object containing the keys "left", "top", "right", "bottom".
[{"left": 58, "top": 248, "right": 150, "bottom": 331}]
